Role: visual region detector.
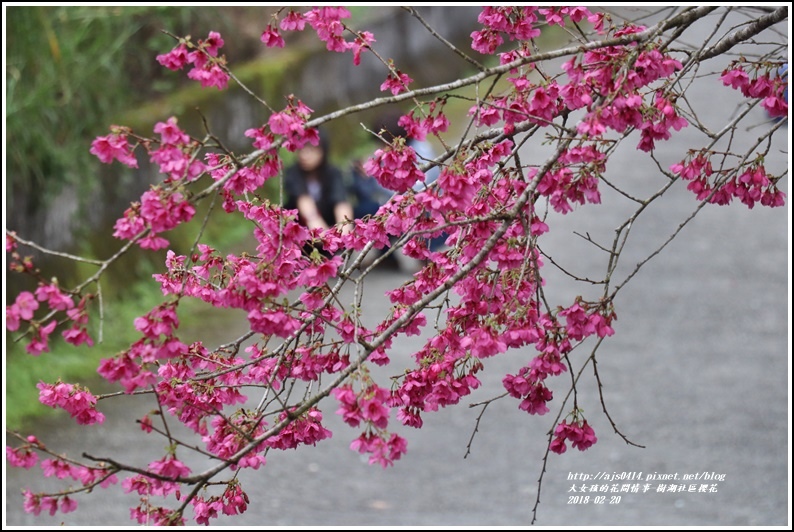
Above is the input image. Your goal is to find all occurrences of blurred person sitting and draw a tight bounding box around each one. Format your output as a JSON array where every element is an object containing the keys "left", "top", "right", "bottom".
[{"left": 284, "top": 130, "right": 354, "bottom": 235}]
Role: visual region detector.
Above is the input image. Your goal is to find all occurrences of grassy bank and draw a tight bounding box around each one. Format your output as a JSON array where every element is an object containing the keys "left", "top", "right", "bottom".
[
  {"left": 5, "top": 187, "right": 260, "bottom": 431},
  {"left": 5, "top": 282, "right": 166, "bottom": 430}
]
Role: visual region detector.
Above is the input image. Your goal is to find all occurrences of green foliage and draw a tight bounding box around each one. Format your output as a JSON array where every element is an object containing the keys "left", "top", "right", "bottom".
[
  {"left": 5, "top": 174, "right": 264, "bottom": 429},
  {"left": 9, "top": 7, "right": 140, "bottom": 204},
  {"left": 5, "top": 6, "right": 257, "bottom": 218},
  {"left": 4, "top": 280, "right": 164, "bottom": 430}
]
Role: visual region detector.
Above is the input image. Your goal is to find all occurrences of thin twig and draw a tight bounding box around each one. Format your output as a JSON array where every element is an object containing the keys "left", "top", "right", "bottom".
[{"left": 402, "top": 6, "right": 485, "bottom": 71}]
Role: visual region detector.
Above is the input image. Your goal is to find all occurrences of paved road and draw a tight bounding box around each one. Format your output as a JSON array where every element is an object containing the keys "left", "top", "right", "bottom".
[{"left": 5, "top": 9, "right": 790, "bottom": 528}]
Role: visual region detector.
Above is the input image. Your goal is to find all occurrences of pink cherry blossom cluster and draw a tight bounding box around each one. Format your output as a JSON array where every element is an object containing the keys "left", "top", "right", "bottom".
[
  {"left": 564, "top": 37, "right": 684, "bottom": 99},
  {"left": 6, "top": 436, "right": 41, "bottom": 469},
  {"left": 398, "top": 101, "right": 450, "bottom": 142},
  {"left": 6, "top": 267, "right": 94, "bottom": 354},
  {"left": 503, "top": 307, "right": 610, "bottom": 419},
  {"left": 472, "top": 6, "right": 596, "bottom": 56},
  {"left": 721, "top": 62, "right": 788, "bottom": 118},
  {"left": 470, "top": 25, "right": 687, "bottom": 148},
  {"left": 635, "top": 93, "right": 688, "bottom": 152},
  {"left": 191, "top": 482, "right": 249, "bottom": 525},
  {"left": 61, "top": 296, "right": 93, "bottom": 347},
  {"left": 267, "top": 96, "right": 319, "bottom": 152},
  {"left": 554, "top": 23, "right": 688, "bottom": 152},
  {"left": 23, "top": 490, "right": 78, "bottom": 517},
  {"left": 155, "top": 347, "right": 248, "bottom": 435},
  {"left": 306, "top": 7, "right": 353, "bottom": 52},
  {"left": 203, "top": 413, "right": 269, "bottom": 470},
  {"left": 265, "top": 408, "right": 333, "bottom": 450},
  {"left": 558, "top": 299, "right": 616, "bottom": 342},
  {"left": 387, "top": 331, "right": 484, "bottom": 429},
  {"left": 94, "top": 340, "right": 156, "bottom": 395},
  {"left": 19, "top": 316, "right": 56, "bottom": 355},
  {"left": 333, "top": 384, "right": 391, "bottom": 429},
  {"left": 92, "top": 100, "right": 311, "bottom": 256},
  {"left": 500, "top": 317, "right": 568, "bottom": 416},
  {"left": 151, "top": 217, "right": 302, "bottom": 308},
  {"left": 417, "top": 139, "right": 513, "bottom": 216},
  {"left": 536, "top": 145, "right": 606, "bottom": 214},
  {"left": 380, "top": 63, "right": 414, "bottom": 96},
  {"left": 671, "top": 152, "right": 786, "bottom": 208},
  {"left": 263, "top": 7, "right": 375, "bottom": 66},
  {"left": 363, "top": 142, "right": 426, "bottom": 193},
  {"left": 113, "top": 187, "right": 196, "bottom": 250},
  {"left": 469, "top": 82, "right": 565, "bottom": 133},
  {"left": 90, "top": 120, "right": 201, "bottom": 250},
  {"left": 350, "top": 431, "right": 408, "bottom": 468},
  {"left": 149, "top": 117, "right": 206, "bottom": 182},
  {"left": 37, "top": 381, "right": 105, "bottom": 425},
  {"left": 301, "top": 7, "right": 352, "bottom": 52},
  {"left": 90, "top": 126, "right": 138, "bottom": 168},
  {"left": 260, "top": 24, "right": 285, "bottom": 49},
  {"left": 156, "top": 31, "right": 229, "bottom": 90},
  {"left": 503, "top": 372, "right": 555, "bottom": 415},
  {"left": 149, "top": 190, "right": 194, "bottom": 236},
  {"left": 120, "top": 456, "right": 192, "bottom": 524},
  {"left": 471, "top": 7, "right": 542, "bottom": 55},
  {"left": 565, "top": 42, "right": 687, "bottom": 151},
  {"left": 6, "top": 292, "right": 43, "bottom": 333},
  {"left": 7, "top": 434, "right": 118, "bottom": 517},
  {"left": 550, "top": 418, "right": 598, "bottom": 454},
  {"left": 123, "top": 459, "right": 194, "bottom": 524}
]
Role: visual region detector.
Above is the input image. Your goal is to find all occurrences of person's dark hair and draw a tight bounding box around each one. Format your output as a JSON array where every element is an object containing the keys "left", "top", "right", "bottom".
[
  {"left": 317, "top": 127, "right": 330, "bottom": 156},
  {"left": 297, "top": 127, "right": 331, "bottom": 174}
]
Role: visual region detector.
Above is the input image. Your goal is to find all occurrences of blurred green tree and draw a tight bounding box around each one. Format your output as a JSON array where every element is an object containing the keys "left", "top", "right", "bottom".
[{"left": 5, "top": 6, "right": 263, "bottom": 252}]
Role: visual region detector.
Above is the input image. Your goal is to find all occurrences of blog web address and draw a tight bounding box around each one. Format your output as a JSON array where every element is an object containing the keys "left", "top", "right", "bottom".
[
  {"left": 563, "top": 471, "right": 727, "bottom": 504},
  {"left": 567, "top": 471, "right": 726, "bottom": 482}
]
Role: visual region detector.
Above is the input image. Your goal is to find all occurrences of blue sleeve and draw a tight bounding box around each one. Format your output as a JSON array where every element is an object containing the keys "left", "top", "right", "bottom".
[{"left": 410, "top": 140, "right": 441, "bottom": 190}]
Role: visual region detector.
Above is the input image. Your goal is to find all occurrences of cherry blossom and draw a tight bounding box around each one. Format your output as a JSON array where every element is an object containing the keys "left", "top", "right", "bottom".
[{"left": 6, "top": 6, "right": 788, "bottom": 525}]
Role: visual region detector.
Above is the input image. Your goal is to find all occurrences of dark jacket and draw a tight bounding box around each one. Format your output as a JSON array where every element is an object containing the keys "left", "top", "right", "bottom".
[{"left": 284, "top": 160, "right": 350, "bottom": 227}]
